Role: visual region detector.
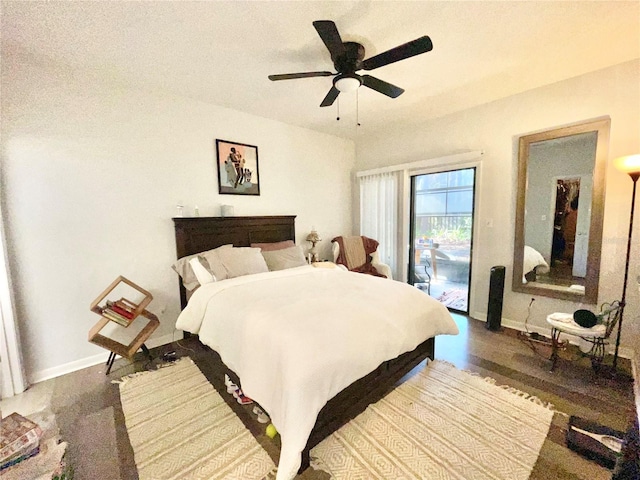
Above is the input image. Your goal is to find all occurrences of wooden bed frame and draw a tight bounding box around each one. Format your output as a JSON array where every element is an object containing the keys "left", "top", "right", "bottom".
[{"left": 173, "top": 215, "right": 435, "bottom": 470}]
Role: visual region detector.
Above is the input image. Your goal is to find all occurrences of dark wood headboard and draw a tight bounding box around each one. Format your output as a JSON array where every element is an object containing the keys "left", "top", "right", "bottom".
[{"left": 173, "top": 215, "right": 296, "bottom": 309}]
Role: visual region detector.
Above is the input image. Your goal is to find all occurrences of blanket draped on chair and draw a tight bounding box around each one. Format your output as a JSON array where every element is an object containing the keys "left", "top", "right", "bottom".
[{"left": 331, "top": 236, "right": 386, "bottom": 277}]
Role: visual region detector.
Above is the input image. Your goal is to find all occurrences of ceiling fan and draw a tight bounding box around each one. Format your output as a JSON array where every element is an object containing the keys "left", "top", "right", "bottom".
[{"left": 268, "top": 20, "right": 433, "bottom": 107}]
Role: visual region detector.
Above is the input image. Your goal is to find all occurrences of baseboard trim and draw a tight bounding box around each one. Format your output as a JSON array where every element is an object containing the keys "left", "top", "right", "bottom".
[{"left": 29, "top": 332, "right": 177, "bottom": 384}]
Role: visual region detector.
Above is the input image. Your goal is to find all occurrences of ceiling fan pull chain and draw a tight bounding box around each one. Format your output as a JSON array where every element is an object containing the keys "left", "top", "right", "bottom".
[
  {"left": 336, "top": 97, "right": 340, "bottom": 121},
  {"left": 357, "top": 90, "right": 361, "bottom": 127}
]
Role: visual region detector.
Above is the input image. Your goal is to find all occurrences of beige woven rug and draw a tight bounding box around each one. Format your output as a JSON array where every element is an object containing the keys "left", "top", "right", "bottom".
[
  {"left": 311, "top": 360, "right": 554, "bottom": 480},
  {"left": 117, "top": 358, "right": 275, "bottom": 480}
]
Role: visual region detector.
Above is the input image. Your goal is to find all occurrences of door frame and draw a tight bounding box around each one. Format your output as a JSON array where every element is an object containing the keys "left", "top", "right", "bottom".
[
  {"left": 398, "top": 154, "right": 483, "bottom": 292},
  {"left": 547, "top": 174, "right": 592, "bottom": 278},
  {"left": 408, "top": 166, "right": 478, "bottom": 313}
]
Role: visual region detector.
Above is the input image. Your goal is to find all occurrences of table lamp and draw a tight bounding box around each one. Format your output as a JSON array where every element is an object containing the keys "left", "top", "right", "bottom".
[{"left": 306, "top": 228, "right": 322, "bottom": 263}]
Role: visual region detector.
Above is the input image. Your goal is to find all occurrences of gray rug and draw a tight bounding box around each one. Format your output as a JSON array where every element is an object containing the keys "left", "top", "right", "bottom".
[{"left": 70, "top": 406, "right": 120, "bottom": 480}]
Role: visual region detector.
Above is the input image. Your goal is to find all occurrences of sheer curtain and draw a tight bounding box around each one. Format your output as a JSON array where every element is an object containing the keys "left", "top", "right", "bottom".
[{"left": 359, "top": 171, "right": 400, "bottom": 279}]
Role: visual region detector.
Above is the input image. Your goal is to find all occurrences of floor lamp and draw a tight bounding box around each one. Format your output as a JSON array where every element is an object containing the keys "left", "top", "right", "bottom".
[{"left": 612, "top": 154, "right": 640, "bottom": 370}]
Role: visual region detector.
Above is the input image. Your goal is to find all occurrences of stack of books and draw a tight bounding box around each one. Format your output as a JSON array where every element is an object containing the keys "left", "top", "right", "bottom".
[
  {"left": 1, "top": 412, "right": 43, "bottom": 471},
  {"left": 101, "top": 298, "right": 137, "bottom": 327}
]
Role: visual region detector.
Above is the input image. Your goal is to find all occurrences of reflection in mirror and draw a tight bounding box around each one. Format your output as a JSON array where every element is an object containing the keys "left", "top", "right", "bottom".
[
  {"left": 526, "top": 133, "right": 596, "bottom": 288},
  {"left": 513, "top": 118, "right": 610, "bottom": 304}
]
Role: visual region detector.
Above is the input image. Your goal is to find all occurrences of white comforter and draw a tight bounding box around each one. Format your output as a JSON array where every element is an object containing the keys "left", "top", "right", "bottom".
[{"left": 176, "top": 265, "right": 458, "bottom": 480}]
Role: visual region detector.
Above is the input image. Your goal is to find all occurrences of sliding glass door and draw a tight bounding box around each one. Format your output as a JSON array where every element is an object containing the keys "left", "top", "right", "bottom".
[{"left": 409, "top": 168, "right": 476, "bottom": 313}]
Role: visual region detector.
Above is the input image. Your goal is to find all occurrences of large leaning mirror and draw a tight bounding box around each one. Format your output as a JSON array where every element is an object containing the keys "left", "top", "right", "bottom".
[{"left": 513, "top": 117, "right": 610, "bottom": 303}]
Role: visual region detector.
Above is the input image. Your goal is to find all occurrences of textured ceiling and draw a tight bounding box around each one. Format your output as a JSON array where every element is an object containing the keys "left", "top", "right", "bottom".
[{"left": 2, "top": 1, "right": 639, "bottom": 140}]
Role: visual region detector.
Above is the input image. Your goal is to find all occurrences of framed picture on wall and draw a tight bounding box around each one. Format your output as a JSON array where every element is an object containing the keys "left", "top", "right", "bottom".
[{"left": 216, "top": 139, "right": 260, "bottom": 196}]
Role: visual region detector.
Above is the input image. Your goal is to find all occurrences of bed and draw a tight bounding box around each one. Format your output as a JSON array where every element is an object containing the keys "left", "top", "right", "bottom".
[
  {"left": 173, "top": 216, "right": 458, "bottom": 480},
  {"left": 523, "top": 245, "right": 550, "bottom": 283}
]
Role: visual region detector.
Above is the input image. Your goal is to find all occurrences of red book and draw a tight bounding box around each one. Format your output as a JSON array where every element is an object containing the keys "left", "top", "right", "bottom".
[{"left": 110, "top": 304, "right": 134, "bottom": 319}]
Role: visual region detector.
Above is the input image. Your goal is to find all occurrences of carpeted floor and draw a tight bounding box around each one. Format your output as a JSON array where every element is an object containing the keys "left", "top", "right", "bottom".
[{"left": 312, "top": 360, "right": 554, "bottom": 479}]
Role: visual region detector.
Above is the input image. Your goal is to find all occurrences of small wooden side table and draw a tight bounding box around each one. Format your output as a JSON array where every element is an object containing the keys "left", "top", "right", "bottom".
[
  {"left": 88, "top": 276, "right": 160, "bottom": 374},
  {"left": 88, "top": 309, "right": 159, "bottom": 374}
]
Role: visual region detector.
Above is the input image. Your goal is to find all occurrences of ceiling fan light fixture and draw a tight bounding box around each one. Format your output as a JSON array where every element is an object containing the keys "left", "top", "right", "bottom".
[
  {"left": 268, "top": 20, "right": 433, "bottom": 108},
  {"left": 334, "top": 76, "right": 361, "bottom": 92}
]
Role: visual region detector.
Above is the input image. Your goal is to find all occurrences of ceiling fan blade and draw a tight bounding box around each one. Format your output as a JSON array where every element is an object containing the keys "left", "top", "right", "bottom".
[
  {"left": 268, "top": 71, "right": 334, "bottom": 81},
  {"left": 362, "top": 36, "right": 433, "bottom": 71},
  {"left": 362, "top": 75, "right": 404, "bottom": 98},
  {"left": 320, "top": 86, "right": 340, "bottom": 107},
  {"left": 313, "top": 20, "right": 345, "bottom": 60}
]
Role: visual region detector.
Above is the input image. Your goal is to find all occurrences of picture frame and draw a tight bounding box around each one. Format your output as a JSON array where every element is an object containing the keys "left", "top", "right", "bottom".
[{"left": 215, "top": 139, "right": 260, "bottom": 196}]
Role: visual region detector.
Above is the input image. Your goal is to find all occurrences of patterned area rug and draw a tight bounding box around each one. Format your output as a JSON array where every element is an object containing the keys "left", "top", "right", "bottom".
[
  {"left": 117, "top": 358, "right": 275, "bottom": 480},
  {"left": 311, "top": 360, "right": 554, "bottom": 480},
  {"left": 436, "top": 288, "right": 468, "bottom": 310}
]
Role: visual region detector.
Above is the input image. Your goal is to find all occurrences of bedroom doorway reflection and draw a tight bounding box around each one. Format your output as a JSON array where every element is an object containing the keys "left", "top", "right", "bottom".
[{"left": 409, "top": 168, "right": 476, "bottom": 313}]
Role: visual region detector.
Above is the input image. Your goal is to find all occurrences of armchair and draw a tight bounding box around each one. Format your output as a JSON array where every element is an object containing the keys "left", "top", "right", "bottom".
[{"left": 331, "top": 236, "right": 392, "bottom": 279}]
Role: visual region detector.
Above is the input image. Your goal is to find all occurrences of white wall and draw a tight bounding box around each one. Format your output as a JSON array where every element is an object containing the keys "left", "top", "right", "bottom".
[
  {"left": 356, "top": 60, "right": 640, "bottom": 356},
  {"left": 0, "top": 52, "right": 355, "bottom": 383}
]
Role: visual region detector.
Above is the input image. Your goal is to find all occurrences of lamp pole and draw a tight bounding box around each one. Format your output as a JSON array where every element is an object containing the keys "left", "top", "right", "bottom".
[
  {"left": 613, "top": 173, "right": 638, "bottom": 369},
  {"left": 612, "top": 155, "right": 640, "bottom": 370}
]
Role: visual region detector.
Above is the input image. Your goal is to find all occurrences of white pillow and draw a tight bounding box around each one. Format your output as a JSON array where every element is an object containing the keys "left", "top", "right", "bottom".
[
  {"left": 261, "top": 245, "right": 307, "bottom": 271},
  {"left": 171, "top": 244, "right": 232, "bottom": 290},
  {"left": 172, "top": 255, "right": 201, "bottom": 291},
  {"left": 198, "top": 247, "right": 233, "bottom": 282},
  {"left": 189, "top": 257, "right": 216, "bottom": 285},
  {"left": 216, "top": 247, "right": 269, "bottom": 278}
]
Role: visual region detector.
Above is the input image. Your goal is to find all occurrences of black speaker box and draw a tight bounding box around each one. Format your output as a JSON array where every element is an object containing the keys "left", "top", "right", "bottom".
[{"left": 486, "top": 265, "right": 505, "bottom": 331}]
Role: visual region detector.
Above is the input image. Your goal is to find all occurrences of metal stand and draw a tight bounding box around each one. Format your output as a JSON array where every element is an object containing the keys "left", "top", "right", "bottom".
[
  {"left": 105, "top": 343, "right": 152, "bottom": 375},
  {"left": 612, "top": 173, "right": 638, "bottom": 370},
  {"left": 549, "top": 327, "right": 562, "bottom": 371},
  {"left": 105, "top": 352, "right": 116, "bottom": 375}
]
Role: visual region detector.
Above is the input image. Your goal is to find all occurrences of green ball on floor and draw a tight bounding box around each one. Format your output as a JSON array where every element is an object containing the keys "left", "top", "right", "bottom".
[{"left": 266, "top": 423, "right": 277, "bottom": 438}]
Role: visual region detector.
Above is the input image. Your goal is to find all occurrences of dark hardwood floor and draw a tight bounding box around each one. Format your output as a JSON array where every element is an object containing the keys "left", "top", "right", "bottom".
[{"left": 8, "top": 314, "right": 636, "bottom": 479}]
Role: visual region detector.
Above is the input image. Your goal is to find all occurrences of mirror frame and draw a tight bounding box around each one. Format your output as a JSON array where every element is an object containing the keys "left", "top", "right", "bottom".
[{"left": 512, "top": 117, "right": 610, "bottom": 304}]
